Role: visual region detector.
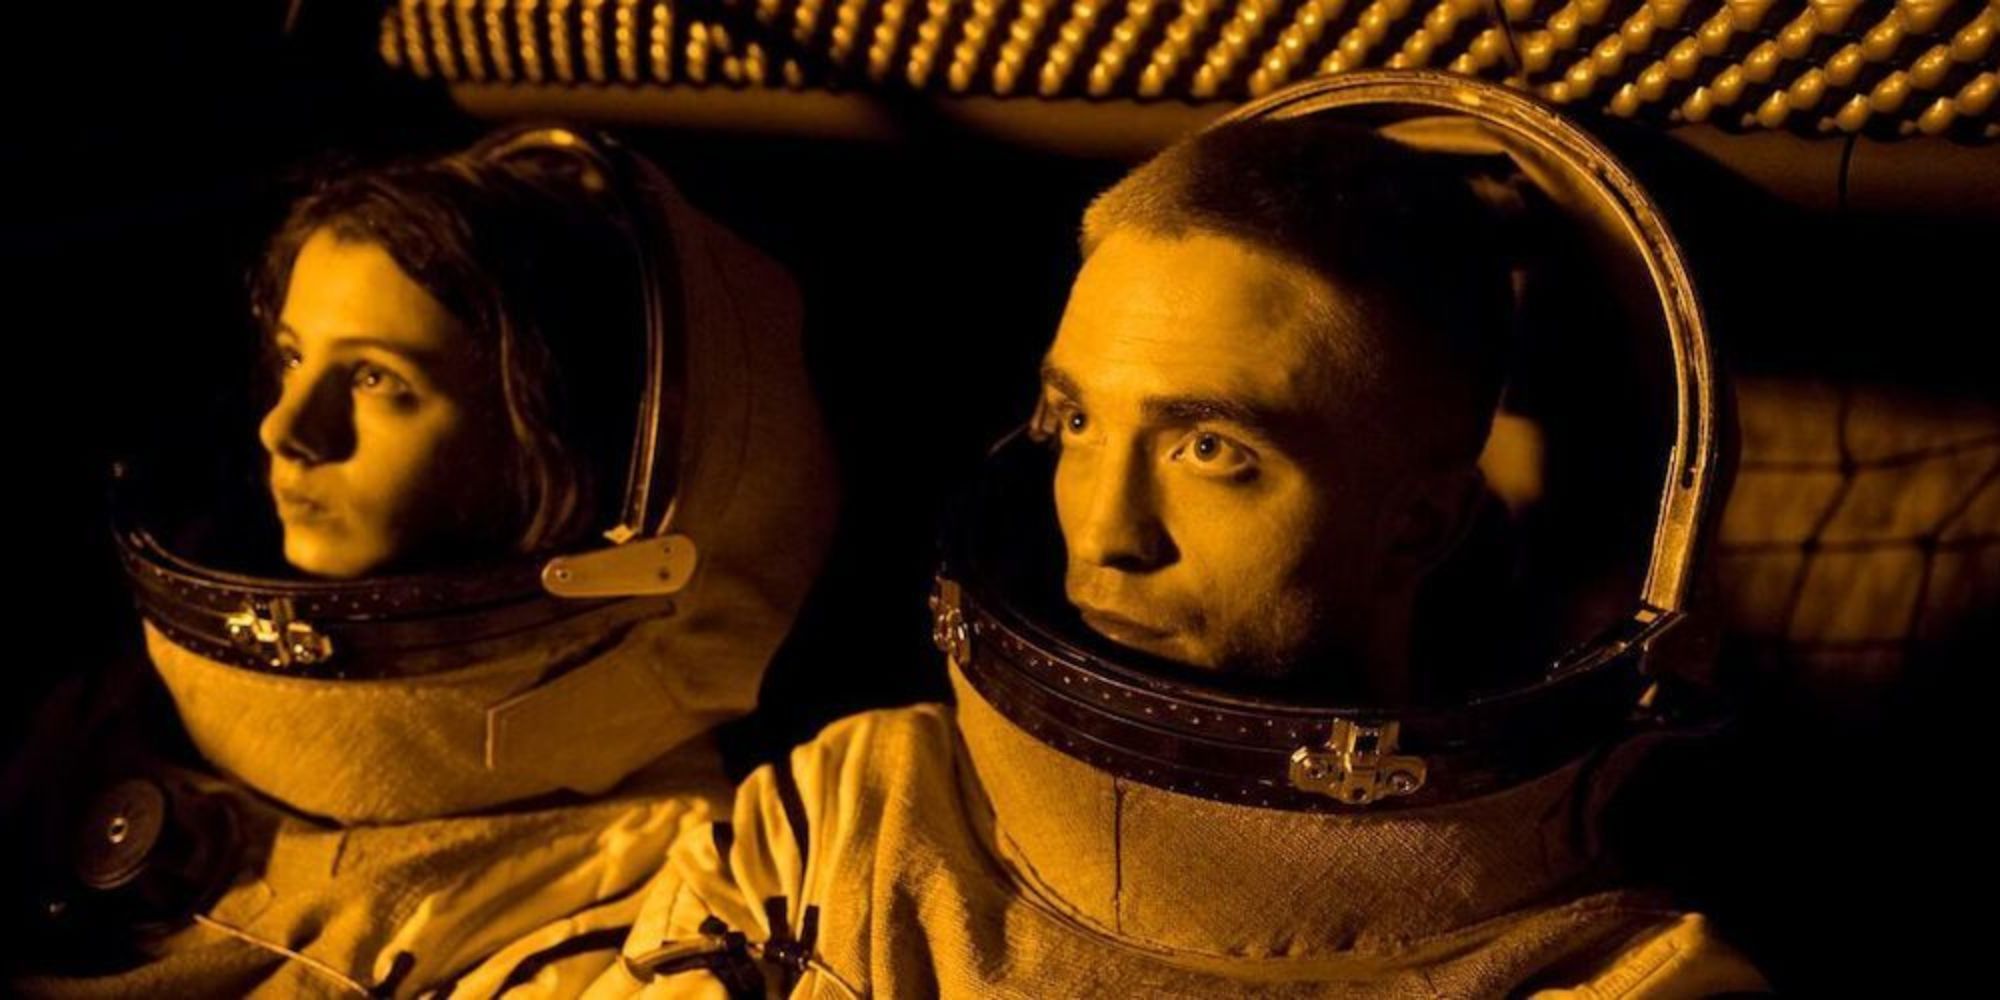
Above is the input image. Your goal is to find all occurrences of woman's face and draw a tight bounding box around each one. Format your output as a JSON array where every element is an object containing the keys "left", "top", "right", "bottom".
[{"left": 259, "top": 228, "right": 512, "bottom": 578}]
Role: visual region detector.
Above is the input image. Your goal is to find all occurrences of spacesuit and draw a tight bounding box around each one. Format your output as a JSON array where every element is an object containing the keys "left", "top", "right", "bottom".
[
  {"left": 570, "top": 74, "right": 1768, "bottom": 999},
  {"left": 5, "top": 128, "right": 837, "bottom": 997}
]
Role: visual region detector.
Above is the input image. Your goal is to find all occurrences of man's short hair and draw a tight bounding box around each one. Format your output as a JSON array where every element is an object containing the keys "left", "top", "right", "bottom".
[{"left": 1080, "top": 118, "right": 1512, "bottom": 471}]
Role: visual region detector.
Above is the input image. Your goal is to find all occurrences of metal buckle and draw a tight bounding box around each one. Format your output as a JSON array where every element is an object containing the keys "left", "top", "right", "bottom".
[
  {"left": 928, "top": 578, "right": 972, "bottom": 664},
  {"left": 223, "top": 597, "right": 333, "bottom": 670},
  {"left": 541, "top": 533, "right": 699, "bottom": 598},
  {"left": 623, "top": 919, "right": 763, "bottom": 991},
  {"left": 1289, "top": 720, "right": 1427, "bottom": 805}
]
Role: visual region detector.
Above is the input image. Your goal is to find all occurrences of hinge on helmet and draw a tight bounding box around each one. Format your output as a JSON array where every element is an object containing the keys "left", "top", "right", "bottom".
[
  {"left": 1289, "top": 720, "right": 1427, "bottom": 805},
  {"left": 224, "top": 597, "right": 332, "bottom": 669}
]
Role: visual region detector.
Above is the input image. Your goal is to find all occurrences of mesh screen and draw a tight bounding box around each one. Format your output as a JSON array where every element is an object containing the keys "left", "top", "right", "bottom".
[{"left": 380, "top": 0, "right": 1997, "bottom": 140}]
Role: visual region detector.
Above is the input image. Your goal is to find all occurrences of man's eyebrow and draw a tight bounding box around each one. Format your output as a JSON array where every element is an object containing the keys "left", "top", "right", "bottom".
[
  {"left": 1040, "top": 364, "right": 1085, "bottom": 401},
  {"left": 1142, "top": 395, "right": 1279, "bottom": 436},
  {"left": 1042, "top": 363, "right": 1291, "bottom": 438}
]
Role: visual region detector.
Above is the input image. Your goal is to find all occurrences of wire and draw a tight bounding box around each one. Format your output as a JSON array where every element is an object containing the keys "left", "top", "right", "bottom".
[
  {"left": 193, "top": 912, "right": 374, "bottom": 997},
  {"left": 1481, "top": 0, "right": 1527, "bottom": 78}
]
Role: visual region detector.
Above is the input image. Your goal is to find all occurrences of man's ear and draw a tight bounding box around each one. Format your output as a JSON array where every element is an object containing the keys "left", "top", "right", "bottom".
[{"left": 1379, "top": 465, "right": 1487, "bottom": 590}]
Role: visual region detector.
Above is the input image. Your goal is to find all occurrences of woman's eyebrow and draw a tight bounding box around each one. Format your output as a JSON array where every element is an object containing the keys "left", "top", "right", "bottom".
[
  {"left": 328, "top": 335, "right": 442, "bottom": 363},
  {"left": 276, "top": 324, "right": 442, "bottom": 365}
]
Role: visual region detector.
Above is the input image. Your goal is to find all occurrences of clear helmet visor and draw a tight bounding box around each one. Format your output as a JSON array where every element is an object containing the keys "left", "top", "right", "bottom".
[
  {"left": 114, "top": 126, "right": 702, "bottom": 680},
  {"left": 936, "top": 71, "right": 1720, "bottom": 812},
  {"left": 109, "top": 126, "right": 837, "bottom": 821}
]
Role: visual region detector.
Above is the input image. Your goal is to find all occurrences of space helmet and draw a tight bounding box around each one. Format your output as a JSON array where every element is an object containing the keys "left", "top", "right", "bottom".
[
  {"left": 932, "top": 70, "right": 1722, "bottom": 817},
  {"left": 111, "top": 126, "right": 838, "bottom": 823}
]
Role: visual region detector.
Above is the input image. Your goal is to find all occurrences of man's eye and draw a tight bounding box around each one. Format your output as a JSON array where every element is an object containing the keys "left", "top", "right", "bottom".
[
  {"left": 351, "top": 362, "right": 412, "bottom": 397},
  {"left": 1038, "top": 399, "right": 1086, "bottom": 439},
  {"left": 1171, "top": 431, "right": 1254, "bottom": 477}
]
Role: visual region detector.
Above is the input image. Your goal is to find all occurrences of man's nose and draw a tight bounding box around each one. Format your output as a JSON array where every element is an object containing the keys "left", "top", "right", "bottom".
[
  {"left": 1070, "top": 442, "right": 1172, "bottom": 572},
  {"left": 258, "top": 371, "right": 353, "bottom": 467}
]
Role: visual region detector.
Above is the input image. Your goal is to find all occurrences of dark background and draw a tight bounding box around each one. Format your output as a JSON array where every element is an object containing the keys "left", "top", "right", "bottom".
[{"left": 6, "top": 3, "right": 1994, "bottom": 993}]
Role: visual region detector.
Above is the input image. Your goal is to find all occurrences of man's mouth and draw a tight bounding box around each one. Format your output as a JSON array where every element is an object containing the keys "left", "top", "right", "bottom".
[{"left": 1076, "top": 605, "right": 1178, "bottom": 646}]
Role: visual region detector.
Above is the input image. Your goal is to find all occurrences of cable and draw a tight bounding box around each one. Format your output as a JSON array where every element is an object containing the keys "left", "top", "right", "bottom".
[{"left": 193, "top": 912, "right": 374, "bottom": 997}]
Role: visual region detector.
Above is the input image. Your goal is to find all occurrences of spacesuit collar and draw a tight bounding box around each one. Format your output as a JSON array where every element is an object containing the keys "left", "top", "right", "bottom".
[{"left": 950, "top": 660, "right": 1634, "bottom": 961}]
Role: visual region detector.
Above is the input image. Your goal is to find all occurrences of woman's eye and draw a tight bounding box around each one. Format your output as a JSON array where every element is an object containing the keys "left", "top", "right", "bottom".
[
  {"left": 1063, "top": 408, "right": 1088, "bottom": 435},
  {"left": 275, "top": 346, "right": 302, "bottom": 375},
  {"left": 1171, "top": 431, "right": 1254, "bottom": 477},
  {"left": 351, "top": 362, "right": 412, "bottom": 398}
]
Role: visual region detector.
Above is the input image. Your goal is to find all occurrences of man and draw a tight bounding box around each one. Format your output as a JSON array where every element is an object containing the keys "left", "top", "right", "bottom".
[{"left": 574, "top": 105, "right": 1765, "bottom": 998}]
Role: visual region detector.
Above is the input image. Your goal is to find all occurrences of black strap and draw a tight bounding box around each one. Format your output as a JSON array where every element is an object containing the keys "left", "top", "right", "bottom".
[
  {"left": 627, "top": 917, "right": 765, "bottom": 999},
  {"left": 770, "top": 757, "right": 812, "bottom": 879},
  {"left": 764, "top": 758, "right": 823, "bottom": 992},
  {"left": 759, "top": 895, "right": 823, "bottom": 992},
  {"left": 491, "top": 927, "right": 631, "bottom": 994},
  {"left": 431, "top": 870, "right": 664, "bottom": 997}
]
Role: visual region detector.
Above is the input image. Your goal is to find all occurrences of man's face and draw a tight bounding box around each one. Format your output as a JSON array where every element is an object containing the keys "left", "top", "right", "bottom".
[
  {"left": 259, "top": 229, "right": 510, "bottom": 578},
  {"left": 1043, "top": 229, "right": 1394, "bottom": 676}
]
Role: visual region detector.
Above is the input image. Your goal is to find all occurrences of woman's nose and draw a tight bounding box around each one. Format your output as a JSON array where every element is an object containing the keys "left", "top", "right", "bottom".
[{"left": 259, "top": 372, "right": 352, "bottom": 466}]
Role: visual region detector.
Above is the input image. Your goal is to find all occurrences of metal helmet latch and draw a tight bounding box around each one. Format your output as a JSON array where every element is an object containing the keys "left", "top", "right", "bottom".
[
  {"left": 1289, "top": 720, "right": 1428, "bottom": 805},
  {"left": 223, "top": 597, "right": 332, "bottom": 670},
  {"left": 542, "top": 533, "right": 699, "bottom": 598},
  {"left": 929, "top": 577, "right": 973, "bottom": 664}
]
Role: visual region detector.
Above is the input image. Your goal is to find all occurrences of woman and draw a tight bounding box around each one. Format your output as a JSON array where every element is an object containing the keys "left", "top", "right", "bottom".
[
  {"left": 254, "top": 138, "right": 656, "bottom": 580},
  {"left": 8, "top": 126, "right": 837, "bottom": 997}
]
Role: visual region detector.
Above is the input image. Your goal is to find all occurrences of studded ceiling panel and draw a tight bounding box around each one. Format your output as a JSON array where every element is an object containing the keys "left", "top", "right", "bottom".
[{"left": 380, "top": 0, "right": 1997, "bottom": 140}]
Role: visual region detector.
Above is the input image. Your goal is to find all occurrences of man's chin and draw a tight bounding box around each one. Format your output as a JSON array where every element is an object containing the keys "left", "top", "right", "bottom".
[{"left": 1076, "top": 611, "right": 1215, "bottom": 668}]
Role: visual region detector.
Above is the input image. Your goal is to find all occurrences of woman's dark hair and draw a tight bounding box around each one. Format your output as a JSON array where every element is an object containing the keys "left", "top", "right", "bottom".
[{"left": 250, "top": 144, "right": 650, "bottom": 554}]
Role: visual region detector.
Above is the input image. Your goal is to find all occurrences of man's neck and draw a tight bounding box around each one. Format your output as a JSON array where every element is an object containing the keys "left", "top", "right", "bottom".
[{"left": 1355, "top": 595, "right": 1416, "bottom": 705}]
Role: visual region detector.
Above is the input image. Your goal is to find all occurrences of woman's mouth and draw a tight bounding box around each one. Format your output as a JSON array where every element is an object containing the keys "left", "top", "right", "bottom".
[{"left": 273, "top": 487, "right": 333, "bottom": 523}]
